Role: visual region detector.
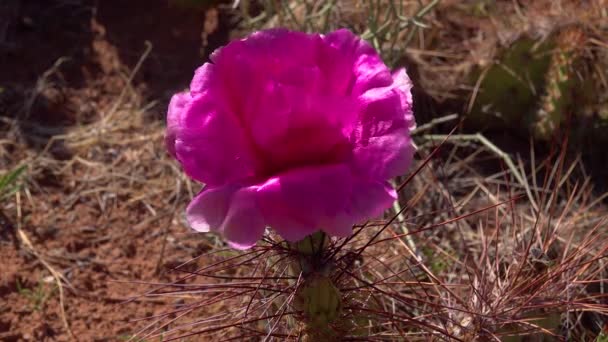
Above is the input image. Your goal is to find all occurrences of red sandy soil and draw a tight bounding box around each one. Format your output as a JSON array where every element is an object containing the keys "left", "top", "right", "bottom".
[{"left": 0, "top": 1, "right": 232, "bottom": 340}]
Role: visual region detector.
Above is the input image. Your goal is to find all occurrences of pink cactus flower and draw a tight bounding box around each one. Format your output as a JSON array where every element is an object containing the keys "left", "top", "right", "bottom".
[{"left": 166, "top": 29, "right": 415, "bottom": 249}]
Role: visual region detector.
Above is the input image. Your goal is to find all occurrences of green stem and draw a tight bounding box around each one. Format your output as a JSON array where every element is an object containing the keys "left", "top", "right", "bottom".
[{"left": 288, "top": 232, "right": 343, "bottom": 340}]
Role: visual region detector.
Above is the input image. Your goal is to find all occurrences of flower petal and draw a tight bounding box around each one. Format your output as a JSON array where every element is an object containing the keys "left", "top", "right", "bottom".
[
  {"left": 321, "top": 178, "right": 396, "bottom": 237},
  {"left": 212, "top": 29, "right": 322, "bottom": 108},
  {"left": 248, "top": 82, "right": 355, "bottom": 175},
  {"left": 186, "top": 185, "right": 266, "bottom": 250},
  {"left": 350, "top": 70, "right": 416, "bottom": 179},
  {"left": 236, "top": 29, "right": 322, "bottom": 68},
  {"left": 186, "top": 185, "right": 239, "bottom": 233},
  {"left": 174, "top": 94, "right": 258, "bottom": 186},
  {"left": 190, "top": 63, "right": 217, "bottom": 95},
  {"left": 392, "top": 68, "right": 416, "bottom": 130},
  {"left": 319, "top": 29, "right": 359, "bottom": 96},
  {"left": 165, "top": 92, "right": 190, "bottom": 158},
  {"left": 351, "top": 128, "right": 415, "bottom": 179},
  {"left": 321, "top": 29, "right": 393, "bottom": 97},
  {"left": 352, "top": 50, "right": 393, "bottom": 96},
  {"left": 257, "top": 164, "right": 353, "bottom": 241},
  {"left": 221, "top": 186, "right": 266, "bottom": 250}
]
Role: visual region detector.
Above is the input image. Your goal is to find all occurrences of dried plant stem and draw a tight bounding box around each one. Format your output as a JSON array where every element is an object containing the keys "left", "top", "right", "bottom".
[
  {"left": 14, "top": 192, "right": 75, "bottom": 341},
  {"left": 422, "top": 133, "right": 539, "bottom": 212},
  {"left": 391, "top": 192, "right": 419, "bottom": 259},
  {"left": 155, "top": 179, "right": 183, "bottom": 274},
  {"left": 411, "top": 113, "right": 459, "bottom": 135},
  {"left": 103, "top": 41, "right": 152, "bottom": 123},
  {"left": 21, "top": 57, "right": 70, "bottom": 121}
]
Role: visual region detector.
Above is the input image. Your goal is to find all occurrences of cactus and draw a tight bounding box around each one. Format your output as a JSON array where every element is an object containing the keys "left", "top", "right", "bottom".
[
  {"left": 581, "top": 42, "right": 608, "bottom": 133},
  {"left": 533, "top": 26, "right": 587, "bottom": 139},
  {"left": 295, "top": 275, "right": 342, "bottom": 340},
  {"left": 467, "top": 37, "right": 553, "bottom": 131},
  {"left": 467, "top": 25, "right": 608, "bottom": 142},
  {"left": 287, "top": 232, "right": 344, "bottom": 340}
]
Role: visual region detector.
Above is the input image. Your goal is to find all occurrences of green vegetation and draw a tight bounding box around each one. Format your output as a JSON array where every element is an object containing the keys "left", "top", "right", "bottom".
[
  {"left": 0, "top": 164, "right": 26, "bottom": 200},
  {"left": 16, "top": 279, "right": 56, "bottom": 312}
]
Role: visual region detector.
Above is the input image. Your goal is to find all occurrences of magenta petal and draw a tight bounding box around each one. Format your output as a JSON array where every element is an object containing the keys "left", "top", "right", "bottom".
[
  {"left": 221, "top": 186, "right": 266, "bottom": 250},
  {"left": 350, "top": 78, "right": 415, "bottom": 179},
  {"left": 257, "top": 164, "right": 353, "bottom": 241},
  {"left": 186, "top": 185, "right": 265, "bottom": 249},
  {"left": 321, "top": 179, "right": 396, "bottom": 237},
  {"left": 258, "top": 207, "right": 317, "bottom": 241},
  {"left": 319, "top": 29, "right": 359, "bottom": 95},
  {"left": 165, "top": 92, "right": 190, "bottom": 158},
  {"left": 256, "top": 179, "right": 319, "bottom": 242},
  {"left": 347, "top": 179, "right": 397, "bottom": 218},
  {"left": 213, "top": 29, "right": 322, "bottom": 90},
  {"left": 357, "top": 86, "right": 406, "bottom": 138},
  {"left": 249, "top": 84, "right": 354, "bottom": 172},
  {"left": 322, "top": 29, "right": 392, "bottom": 97},
  {"left": 392, "top": 68, "right": 416, "bottom": 130},
  {"left": 186, "top": 185, "right": 238, "bottom": 233},
  {"left": 175, "top": 95, "right": 257, "bottom": 186},
  {"left": 239, "top": 29, "right": 321, "bottom": 68},
  {"left": 190, "top": 63, "right": 217, "bottom": 95},
  {"left": 352, "top": 54, "right": 393, "bottom": 96},
  {"left": 352, "top": 128, "right": 415, "bottom": 179}
]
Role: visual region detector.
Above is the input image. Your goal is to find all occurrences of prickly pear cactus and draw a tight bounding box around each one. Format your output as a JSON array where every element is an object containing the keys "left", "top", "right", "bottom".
[
  {"left": 581, "top": 42, "right": 608, "bottom": 132},
  {"left": 533, "top": 26, "right": 587, "bottom": 139},
  {"left": 467, "top": 25, "right": 608, "bottom": 142},
  {"left": 467, "top": 37, "right": 553, "bottom": 130}
]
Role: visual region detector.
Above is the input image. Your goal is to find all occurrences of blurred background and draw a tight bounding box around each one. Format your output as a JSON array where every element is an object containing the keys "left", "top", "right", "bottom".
[{"left": 0, "top": 0, "right": 607, "bottom": 340}]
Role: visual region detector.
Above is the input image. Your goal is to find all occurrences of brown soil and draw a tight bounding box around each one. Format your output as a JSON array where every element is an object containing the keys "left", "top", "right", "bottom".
[{"left": 0, "top": 1, "right": 233, "bottom": 341}]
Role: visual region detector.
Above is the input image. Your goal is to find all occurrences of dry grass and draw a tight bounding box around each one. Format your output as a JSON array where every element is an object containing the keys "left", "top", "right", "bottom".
[
  {"left": 237, "top": 0, "right": 608, "bottom": 103},
  {"left": 0, "top": 44, "right": 213, "bottom": 340},
  {"left": 238, "top": 0, "right": 440, "bottom": 68}
]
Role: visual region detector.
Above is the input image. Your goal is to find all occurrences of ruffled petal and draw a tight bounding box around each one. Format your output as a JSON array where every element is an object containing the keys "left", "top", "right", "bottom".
[
  {"left": 349, "top": 68, "right": 415, "bottom": 179},
  {"left": 257, "top": 164, "right": 353, "bottom": 241},
  {"left": 321, "top": 178, "right": 396, "bottom": 237},
  {"left": 190, "top": 63, "right": 217, "bottom": 95},
  {"left": 352, "top": 51, "right": 393, "bottom": 96},
  {"left": 212, "top": 30, "right": 322, "bottom": 104},
  {"left": 319, "top": 29, "right": 359, "bottom": 96},
  {"left": 237, "top": 29, "right": 322, "bottom": 68},
  {"left": 174, "top": 94, "right": 258, "bottom": 186},
  {"left": 351, "top": 128, "right": 415, "bottom": 180},
  {"left": 392, "top": 68, "right": 416, "bottom": 130},
  {"left": 256, "top": 179, "right": 319, "bottom": 242},
  {"left": 186, "top": 185, "right": 266, "bottom": 250},
  {"left": 186, "top": 185, "right": 239, "bottom": 233},
  {"left": 356, "top": 86, "right": 406, "bottom": 138},
  {"left": 321, "top": 29, "right": 393, "bottom": 98},
  {"left": 221, "top": 186, "right": 266, "bottom": 250},
  {"left": 212, "top": 30, "right": 358, "bottom": 174},
  {"left": 165, "top": 92, "right": 190, "bottom": 158}
]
